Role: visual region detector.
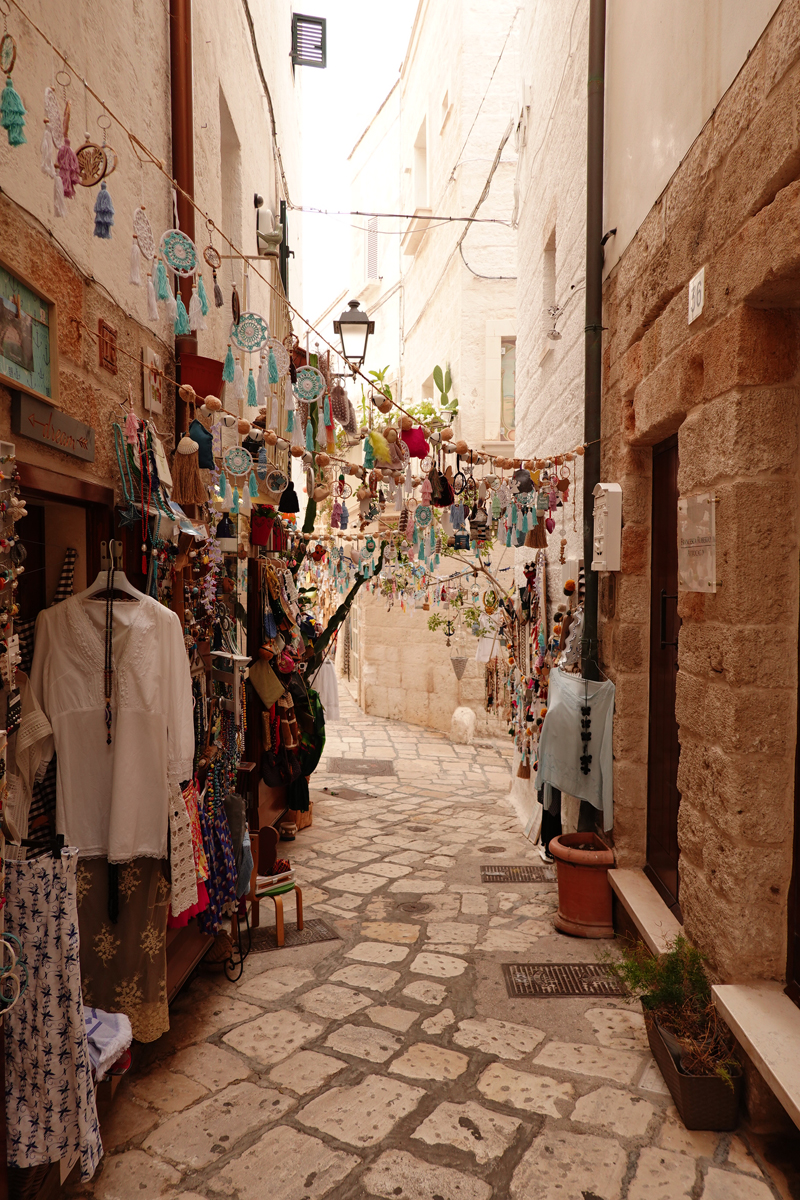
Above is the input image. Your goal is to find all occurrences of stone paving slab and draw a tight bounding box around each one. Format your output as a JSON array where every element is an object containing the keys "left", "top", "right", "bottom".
[
  {"left": 363, "top": 1149, "right": 493, "bottom": 1199},
  {"left": 297, "top": 1074, "right": 426, "bottom": 1146},
  {"left": 214, "top": 1125, "right": 359, "bottom": 1200}
]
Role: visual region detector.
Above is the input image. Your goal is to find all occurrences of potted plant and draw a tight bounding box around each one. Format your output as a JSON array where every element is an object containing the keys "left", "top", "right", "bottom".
[
  {"left": 549, "top": 832, "right": 615, "bottom": 938},
  {"left": 606, "top": 935, "right": 742, "bottom": 1130}
]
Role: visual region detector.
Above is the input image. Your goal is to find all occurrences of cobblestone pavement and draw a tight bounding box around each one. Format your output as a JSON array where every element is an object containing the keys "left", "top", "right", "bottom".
[{"left": 77, "top": 693, "right": 788, "bottom": 1199}]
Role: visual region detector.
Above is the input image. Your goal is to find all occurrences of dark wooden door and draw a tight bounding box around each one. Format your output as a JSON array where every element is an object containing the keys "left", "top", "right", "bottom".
[
  {"left": 645, "top": 435, "right": 682, "bottom": 915},
  {"left": 788, "top": 568, "right": 800, "bottom": 1007}
]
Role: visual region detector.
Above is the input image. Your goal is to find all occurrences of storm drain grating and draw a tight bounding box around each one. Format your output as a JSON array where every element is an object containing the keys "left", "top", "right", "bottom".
[
  {"left": 248, "top": 918, "right": 341, "bottom": 955},
  {"left": 328, "top": 758, "right": 396, "bottom": 777},
  {"left": 481, "top": 864, "right": 556, "bottom": 883},
  {"left": 322, "top": 786, "right": 375, "bottom": 799},
  {"left": 502, "top": 962, "right": 627, "bottom": 998}
]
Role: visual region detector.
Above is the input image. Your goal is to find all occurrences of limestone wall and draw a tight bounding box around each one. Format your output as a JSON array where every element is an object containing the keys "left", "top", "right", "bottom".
[{"left": 601, "top": 0, "right": 800, "bottom": 980}]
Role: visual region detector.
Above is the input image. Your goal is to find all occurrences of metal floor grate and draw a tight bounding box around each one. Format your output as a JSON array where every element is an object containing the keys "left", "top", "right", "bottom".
[
  {"left": 248, "top": 919, "right": 341, "bottom": 955},
  {"left": 327, "top": 758, "right": 396, "bottom": 777},
  {"left": 481, "top": 864, "right": 556, "bottom": 883},
  {"left": 502, "top": 962, "right": 627, "bottom": 998},
  {"left": 322, "top": 786, "right": 375, "bottom": 799}
]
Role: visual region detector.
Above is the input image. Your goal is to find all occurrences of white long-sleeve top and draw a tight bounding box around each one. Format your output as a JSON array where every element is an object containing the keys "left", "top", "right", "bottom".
[
  {"left": 29, "top": 594, "right": 194, "bottom": 862},
  {"left": 536, "top": 668, "right": 616, "bottom": 831}
]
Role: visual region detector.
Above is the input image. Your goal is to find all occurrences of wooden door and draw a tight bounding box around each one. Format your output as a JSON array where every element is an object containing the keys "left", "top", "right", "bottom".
[
  {"left": 646, "top": 435, "right": 682, "bottom": 916},
  {"left": 788, "top": 580, "right": 800, "bottom": 1007}
]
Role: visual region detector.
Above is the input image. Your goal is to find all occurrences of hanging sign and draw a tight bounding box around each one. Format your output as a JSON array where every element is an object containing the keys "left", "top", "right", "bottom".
[
  {"left": 678, "top": 491, "right": 716, "bottom": 592},
  {"left": 11, "top": 392, "right": 95, "bottom": 461},
  {"left": 0, "top": 261, "right": 59, "bottom": 404}
]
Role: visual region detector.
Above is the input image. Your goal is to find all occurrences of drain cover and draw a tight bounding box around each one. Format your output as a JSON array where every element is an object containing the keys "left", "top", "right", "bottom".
[
  {"left": 481, "top": 864, "right": 555, "bottom": 883},
  {"left": 407, "top": 825, "right": 430, "bottom": 832},
  {"left": 477, "top": 845, "right": 507, "bottom": 854},
  {"left": 248, "top": 919, "right": 341, "bottom": 956},
  {"left": 328, "top": 758, "right": 395, "bottom": 777},
  {"left": 502, "top": 962, "right": 627, "bottom": 998},
  {"left": 398, "top": 902, "right": 433, "bottom": 914},
  {"left": 322, "top": 786, "right": 374, "bottom": 800}
]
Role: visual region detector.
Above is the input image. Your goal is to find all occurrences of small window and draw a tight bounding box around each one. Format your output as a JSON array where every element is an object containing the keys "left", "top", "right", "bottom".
[
  {"left": 367, "top": 217, "right": 378, "bottom": 281},
  {"left": 292, "top": 14, "right": 326, "bottom": 68},
  {"left": 501, "top": 338, "right": 516, "bottom": 439}
]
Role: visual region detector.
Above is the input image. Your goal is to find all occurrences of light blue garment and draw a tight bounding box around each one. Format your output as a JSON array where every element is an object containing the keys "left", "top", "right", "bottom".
[{"left": 536, "top": 668, "right": 615, "bottom": 830}]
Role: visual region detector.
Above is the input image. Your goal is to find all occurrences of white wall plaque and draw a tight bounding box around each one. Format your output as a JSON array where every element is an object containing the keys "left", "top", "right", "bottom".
[{"left": 678, "top": 491, "right": 716, "bottom": 592}]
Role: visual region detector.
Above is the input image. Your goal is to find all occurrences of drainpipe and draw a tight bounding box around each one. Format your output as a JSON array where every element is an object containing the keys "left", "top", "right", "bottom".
[
  {"left": 169, "top": 0, "right": 197, "bottom": 418},
  {"left": 582, "top": 0, "right": 606, "bottom": 681}
]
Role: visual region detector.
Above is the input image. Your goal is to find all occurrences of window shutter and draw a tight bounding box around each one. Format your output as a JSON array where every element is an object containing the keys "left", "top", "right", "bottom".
[
  {"left": 292, "top": 14, "right": 327, "bottom": 68},
  {"left": 367, "top": 217, "right": 378, "bottom": 281}
]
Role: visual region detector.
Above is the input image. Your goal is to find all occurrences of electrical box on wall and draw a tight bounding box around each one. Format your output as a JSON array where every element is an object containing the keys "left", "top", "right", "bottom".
[{"left": 591, "top": 483, "right": 622, "bottom": 571}]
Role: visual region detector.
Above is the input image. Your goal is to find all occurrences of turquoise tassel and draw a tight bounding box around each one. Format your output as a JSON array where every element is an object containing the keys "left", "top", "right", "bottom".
[
  {"left": 174, "top": 294, "right": 191, "bottom": 336},
  {"left": 305, "top": 421, "right": 314, "bottom": 452},
  {"left": 247, "top": 369, "right": 258, "bottom": 408},
  {"left": 93, "top": 181, "right": 114, "bottom": 239},
  {"left": 156, "top": 258, "right": 169, "bottom": 301},
  {"left": 363, "top": 438, "right": 374, "bottom": 469},
  {"left": 506, "top": 529, "right": 512, "bottom": 547},
  {"left": 521, "top": 509, "right": 528, "bottom": 533},
  {"left": 268, "top": 347, "right": 279, "bottom": 384},
  {"left": 1, "top": 77, "right": 26, "bottom": 146},
  {"left": 197, "top": 274, "right": 209, "bottom": 315},
  {"left": 412, "top": 523, "right": 418, "bottom": 545},
  {"left": 222, "top": 344, "right": 235, "bottom": 383},
  {"left": 418, "top": 543, "right": 424, "bottom": 561},
  {"left": 323, "top": 395, "right": 331, "bottom": 426},
  {"left": 286, "top": 410, "right": 294, "bottom": 433},
  {"left": 511, "top": 503, "right": 518, "bottom": 527},
  {"left": 218, "top": 472, "right": 227, "bottom": 501},
  {"left": 231, "top": 487, "right": 240, "bottom": 514},
  {"left": 531, "top": 507, "right": 538, "bottom": 526},
  {"left": 248, "top": 471, "right": 258, "bottom": 497}
]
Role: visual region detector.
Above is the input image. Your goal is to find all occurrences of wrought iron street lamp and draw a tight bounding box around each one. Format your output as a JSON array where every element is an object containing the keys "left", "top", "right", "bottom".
[{"left": 334, "top": 300, "right": 374, "bottom": 371}]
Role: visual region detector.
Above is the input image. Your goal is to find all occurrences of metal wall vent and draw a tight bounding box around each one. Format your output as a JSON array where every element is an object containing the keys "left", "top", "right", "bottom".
[{"left": 292, "top": 14, "right": 327, "bottom": 67}]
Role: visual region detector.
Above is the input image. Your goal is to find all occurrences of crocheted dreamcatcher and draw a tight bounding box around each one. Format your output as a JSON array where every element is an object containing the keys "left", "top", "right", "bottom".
[
  {"left": 267, "top": 337, "right": 290, "bottom": 378},
  {"left": 266, "top": 468, "right": 288, "bottom": 494},
  {"left": 230, "top": 312, "right": 269, "bottom": 353},
  {"left": 223, "top": 445, "right": 253, "bottom": 477},
  {"left": 292, "top": 366, "right": 325, "bottom": 402},
  {"left": 159, "top": 229, "right": 198, "bottom": 276}
]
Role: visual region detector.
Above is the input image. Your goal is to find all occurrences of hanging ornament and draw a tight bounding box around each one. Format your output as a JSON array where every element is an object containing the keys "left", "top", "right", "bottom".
[
  {"left": 222, "top": 343, "right": 235, "bottom": 384},
  {"left": 146, "top": 271, "right": 158, "bottom": 320},
  {"left": 305, "top": 420, "right": 314, "bottom": 453},
  {"left": 0, "top": 36, "right": 25, "bottom": 148},
  {"left": 230, "top": 311, "right": 270, "bottom": 353},
  {"left": 247, "top": 368, "right": 258, "bottom": 408},
  {"left": 171, "top": 435, "right": 206, "bottom": 506},
  {"left": 197, "top": 273, "right": 209, "bottom": 316},
  {"left": 268, "top": 346, "right": 279, "bottom": 384},
  {"left": 174, "top": 293, "right": 191, "bottom": 336},
  {"left": 233, "top": 359, "right": 245, "bottom": 401},
  {"left": 231, "top": 282, "right": 241, "bottom": 325},
  {"left": 92, "top": 180, "right": 114, "bottom": 239},
  {"left": 188, "top": 283, "right": 205, "bottom": 331},
  {"left": 159, "top": 229, "right": 198, "bottom": 277},
  {"left": 155, "top": 256, "right": 170, "bottom": 301}
]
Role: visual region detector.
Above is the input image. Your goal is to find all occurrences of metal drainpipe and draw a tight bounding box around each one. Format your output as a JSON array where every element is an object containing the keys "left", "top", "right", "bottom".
[
  {"left": 169, "top": 0, "right": 198, "bottom": 424},
  {"left": 582, "top": 0, "right": 607, "bottom": 681}
]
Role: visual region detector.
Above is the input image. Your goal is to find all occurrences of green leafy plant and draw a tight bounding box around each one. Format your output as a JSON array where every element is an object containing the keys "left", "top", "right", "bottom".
[
  {"left": 368, "top": 365, "right": 393, "bottom": 401},
  {"left": 605, "top": 936, "right": 739, "bottom": 1084},
  {"left": 427, "top": 612, "right": 445, "bottom": 632}
]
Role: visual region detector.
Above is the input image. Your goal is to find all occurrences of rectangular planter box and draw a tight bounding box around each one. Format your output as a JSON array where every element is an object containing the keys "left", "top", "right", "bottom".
[{"left": 645, "top": 1013, "right": 741, "bottom": 1130}]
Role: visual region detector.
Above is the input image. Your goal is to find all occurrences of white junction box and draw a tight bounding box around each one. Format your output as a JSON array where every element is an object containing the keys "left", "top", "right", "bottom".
[{"left": 591, "top": 483, "right": 622, "bottom": 572}]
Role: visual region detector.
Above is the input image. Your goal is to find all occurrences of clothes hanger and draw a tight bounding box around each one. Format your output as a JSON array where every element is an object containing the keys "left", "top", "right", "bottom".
[{"left": 73, "top": 540, "right": 143, "bottom": 602}]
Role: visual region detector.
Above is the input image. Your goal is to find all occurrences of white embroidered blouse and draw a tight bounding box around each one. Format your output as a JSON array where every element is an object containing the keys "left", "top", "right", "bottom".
[{"left": 29, "top": 594, "right": 194, "bottom": 863}]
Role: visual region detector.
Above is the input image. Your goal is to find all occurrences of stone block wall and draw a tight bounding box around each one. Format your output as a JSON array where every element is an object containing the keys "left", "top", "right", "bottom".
[{"left": 601, "top": 0, "right": 800, "bottom": 981}]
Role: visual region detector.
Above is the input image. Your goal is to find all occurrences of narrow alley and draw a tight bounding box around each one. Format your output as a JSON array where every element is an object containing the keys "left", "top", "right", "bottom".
[{"left": 79, "top": 695, "right": 781, "bottom": 1200}]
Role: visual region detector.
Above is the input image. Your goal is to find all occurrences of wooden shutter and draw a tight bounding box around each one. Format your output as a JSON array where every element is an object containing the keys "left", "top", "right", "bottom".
[{"left": 292, "top": 14, "right": 326, "bottom": 68}]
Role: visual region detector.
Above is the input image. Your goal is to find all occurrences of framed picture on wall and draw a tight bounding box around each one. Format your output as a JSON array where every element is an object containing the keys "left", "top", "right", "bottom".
[
  {"left": 0, "top": 259, "right": 59, "bottom": 406},
  {"left": 143, "top": 346, "right": 163, "bottom": 415}
]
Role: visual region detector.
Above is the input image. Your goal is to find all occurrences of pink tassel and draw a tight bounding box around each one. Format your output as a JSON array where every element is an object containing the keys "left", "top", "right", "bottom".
[
  {"left": 56, "top": 137, "right": 80, "bottom": 198},
  {"left": 125, "top": 409, "right": 139, "bottom": 446}
]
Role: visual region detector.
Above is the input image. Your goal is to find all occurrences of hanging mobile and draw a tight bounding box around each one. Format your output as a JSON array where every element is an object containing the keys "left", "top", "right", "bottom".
[
  {"left": 231, "top": 281, "right": 241, "bottom": 326},
  {"left": 203, "top": 224, "right": 224, "bottom": 307},
  {"left": 75, "top": 92, "right": 106, "bottom": 186}
]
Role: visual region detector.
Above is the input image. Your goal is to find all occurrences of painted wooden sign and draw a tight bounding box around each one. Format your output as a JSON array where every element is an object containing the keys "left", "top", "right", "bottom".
[
  {"left": 0, "top": 261, "right": 59, "bottom": 404},
  {"left": 11, "top": 392, "right": 95, "bottom": 462}
]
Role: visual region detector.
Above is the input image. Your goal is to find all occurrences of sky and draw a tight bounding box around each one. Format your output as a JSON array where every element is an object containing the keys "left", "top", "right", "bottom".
[{"left": 299, "top": 0, "right": 418, "bottom": 328}]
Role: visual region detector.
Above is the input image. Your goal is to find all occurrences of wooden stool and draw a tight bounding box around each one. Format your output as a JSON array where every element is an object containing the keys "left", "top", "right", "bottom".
[{"left": 247, "top": 825, "right": 304, "bottom": 947}]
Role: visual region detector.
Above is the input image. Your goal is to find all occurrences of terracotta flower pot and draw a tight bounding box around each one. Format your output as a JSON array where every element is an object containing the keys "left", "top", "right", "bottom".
[{"left": 549, "top": 831, "right": 615, "bottom": 938}]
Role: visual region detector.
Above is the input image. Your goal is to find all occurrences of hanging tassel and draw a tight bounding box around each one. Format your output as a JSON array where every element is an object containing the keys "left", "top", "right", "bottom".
[
  {"left": 233, "top": 360, "right": 245, "bottom": 401},
  {"left": 305, "top": 420, "right": 314, "bottom": 452},
  {"left": 257, "top": 355, "right": 268, "bottom": 407},
  {"left": 197, "top": 274, "right": 209, "bottom": 316},
  {"left": 171, "top": 435, "right": 206, "bottom": 506},
  {"left": 174, "top": 293, "right": 191, "bottom": 336},
  {"left": 270, "top": 389, "right": 280, "bottom": 429},
  {"left": 125, "top": 409, "right": 139, "bottom": 446},
  {"left": 53, "top": 173, "right": 66, "bottom": 219},
  {"left": 364, "top": 437, "right": 374, "bottom": 470},
  {"left": 247, "top": 368, "right": 258, "bottom": 408},
  {"left": 268, "top": 347, "right": 279, "bottom": 384},
  {"left": 156, "top": 258, "right": 170, "bottom": 301},
  {"left": 241, "top": 485, "right": 251, "bottom": 515},
  {"left": 248, "top": 471, "right": 258, "bottom": 497},
  {"left": 188, "top": 287, "right": 204, "bottom": 331},
  {"left": 1, "top": 77, "right": 26, "bottom": 147},
  {"left": 130, "top": 234, "right": 141, "bottom": 285},
  {"left": 146, "top": 272, "right": 158, "bottom": 320},
  {"left": 286, "top": 410, "right": 294, "bottom": 433},
  {"left": 93, "top": 181, "right": 115, "bottom": 239},
  {"left": 231, "top": 486, "right": 240, "bottom": 514},
  {"left": 521, "top": 509, "right": 529, "bottom": 533},
  {"left": 222, "top": 343, "right": 235, "bottom": 383},
  {"left": 285, "top": 376, "right": 295, "bottom": 411},
  {"left": 316, "top": 415, "right": 326, "bottom": 448},
  {"left": 57, "top": 137, "right": 80, "bottom": 196},
  {"left": 290, "top": 416, "right": 304, "bottom": 448},
  {"left": 164, "top": 288, "right": 177, "bottom": 322},
  {"left": 323, "top": 395, "right": 331, "bottom": 426},
  {"left": 340, "top": 503, "right": 349, "bottom": 529},
  {"left": 212, "top": 270, "right": 224, "bottom": 308},
  {"left": 218, "top": 471, "right": 227, "bottom": 502},
  {"left": 40, "top": 126, "right": 55, "bottom": 177}
]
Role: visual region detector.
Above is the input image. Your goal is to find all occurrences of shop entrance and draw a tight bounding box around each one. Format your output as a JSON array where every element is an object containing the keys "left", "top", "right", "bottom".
[{"left": 645, "top": 435, "right": 682, "bottom": 917}]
